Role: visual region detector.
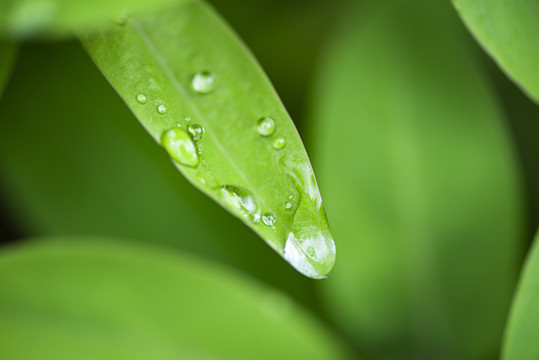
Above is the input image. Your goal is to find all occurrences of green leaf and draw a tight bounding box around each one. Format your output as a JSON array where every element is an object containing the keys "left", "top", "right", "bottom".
[
  {"left": 81, "top": 0, "right": 335, "bottom": 279},
  {"left": 503, "top": 231, "right": 539, "bottom": 360},
  {"left": 451, "top": 0, "right": 539, "bottom": 102},
  {"left": 0, "top": 40, "right": 17, "bottom": 96},
  {"left": 0, "top": 238, "right": 349, "bottom": 360},
  {"left": 0, "top": 41, "right": 319, "bottom": 307},
  {"left": 311, "top": 0, "right": 523, "bottom": 358},
  {"left": 0, "top": 0, "right": 187, "bottom": 38}
]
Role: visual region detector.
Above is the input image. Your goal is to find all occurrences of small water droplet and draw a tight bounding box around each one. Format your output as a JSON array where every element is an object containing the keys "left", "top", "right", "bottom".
[
  {"left": 257, "top": 117, "right": 275, "bottom": 136},
  {"left": 262, "top": 213, "right": 276, "bottom": 226},
  {"left": 192, "top": 71, "right": 215, "bottom": 94},
  {"left": 219, "top": 185, "right": 259, "bottom": 220},
  {"left": 136, "top": 93, "right": 147, "bottom": 104},
  {"left": 272, "top": 136, "right": 286, "bottom": 149},
  {"left": 188, "top": 124, "right": 205, "bottom": 140},
  {"left": 157, "top": 104, "right": 167, "bottom": 114},
  {"left": 185, "top": 116, "right": 191, "bottom": 122},
  {"left": 161, "top": 127, "right": 199, "bottom": 168},
  {"left": 285, "top": 201, "right": 293, "bottom": 209}
]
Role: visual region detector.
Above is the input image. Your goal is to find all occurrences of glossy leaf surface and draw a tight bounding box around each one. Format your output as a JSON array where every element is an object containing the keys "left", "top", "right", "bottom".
[
  {"left": 0, "top": 238, "right": 348, "bottom": 360},
  {"left": 452, "top": 0, "right": 539, "bottom": 102},
  {"left": 82, "top": 0, "right": 335, "bottom": 279},
  {"left": 311, "top": 0, "right": 523, "bottom": 358},
  {"left": 0, "top": 42, "right": 319, "bottom": 307}
]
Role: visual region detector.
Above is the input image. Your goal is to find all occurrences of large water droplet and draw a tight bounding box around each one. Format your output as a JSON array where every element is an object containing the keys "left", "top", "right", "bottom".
[
  {"left": 272, "top": 136, "right": 286, "bottom": 149},
  {"left": 192, "top": 71, "right": 215, "bottom": 94},
  {"left": 280, "top": 158, "right": 335, "bottom": 279},
  {"left": 257, "top": 117, "right": 275, "bottom": 136},
  {"left": 284, "top": 227, "right": 336, "bottom": 280},
  {"left": 161, "top": 127, "right": 199, "bottom": 168},
  {"left": 262, "top": 213, "right": 276, "bottom": 226},
  {"left": 136, "top": 93, "right": 147, "bottom": 104},
  {"left": 219, "top": 185, "right": 259, "bottom": 221},
  {"left": 188, "top": 124, "right": 205, "bottom": 140},
  {"left": 157, "top": 104, "right": 167, "bottom": 114}
]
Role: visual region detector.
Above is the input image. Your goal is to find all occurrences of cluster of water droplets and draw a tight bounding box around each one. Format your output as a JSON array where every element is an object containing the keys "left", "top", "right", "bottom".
[
  {"left": 257, "top": 117, "right": 286, "bottom": 150},
  {"left": 133, "top": 70, "right": 334, "bottom": 278}
]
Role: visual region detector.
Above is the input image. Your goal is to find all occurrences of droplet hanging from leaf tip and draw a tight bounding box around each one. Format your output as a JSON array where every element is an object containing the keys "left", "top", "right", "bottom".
[{"left": 283, "top": 231, "right": 336, "bottom": 279}]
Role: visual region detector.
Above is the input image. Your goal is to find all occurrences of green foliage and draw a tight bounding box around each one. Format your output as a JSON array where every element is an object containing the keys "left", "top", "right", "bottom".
[
  {"left": 503, "top": 231, "right": 539, "bottom": 360},
  {"left": 0, "top": 41, "right": 318, "bottom": 308},
  {"left": 0, "top": 0, "right": 187, "bottom": 38},
  {"left": 0, "top": 0, "right": 536, "bottom": 358},
  {"left": 81, "top": 0, "right": 335, "bottom": 279},
  {"left": 452, "top": 0, "right": 539, "bottom": 102},
  {"left": 0, "top": 238, "right": 349, "bottom": 360},
  {"left": 311, "top": 0, "right": 523, "bottom": 358},
  {"left": 0, "top": 40, "right": 16, "bottom": 96}
]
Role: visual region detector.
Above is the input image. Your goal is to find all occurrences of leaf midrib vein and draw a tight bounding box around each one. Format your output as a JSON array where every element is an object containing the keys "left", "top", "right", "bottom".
[{"left": 130, "top": 20, "right": 293, "bottom": 240}]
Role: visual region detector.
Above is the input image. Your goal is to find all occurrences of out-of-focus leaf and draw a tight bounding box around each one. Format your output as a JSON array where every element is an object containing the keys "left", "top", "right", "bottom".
[
  {"left": 0, "top": 0, "right": 186, "bottom": 38},
  {"left": 311, "top": 0, "right": 523, "bottom": 358},
  {"left": 503, "top": 231, "right": 539, "bottom": 360},
  {"left": 451, "top": 0, "right": 539, "bottom": 102},
  {"left": 0, "top": 42, "right": 319, "bottom": 308},
  {"left": 209, "top": 0, "right": 341, "bottom": 124},
  {"left": 82, "top": 0, "right": 335, "bottom": 279},
  {"left": 0, "top": 40, "right": 17, "bottom": 96},
  {"left": 0, "top": 238, "right": 349, "bottom": 360}
]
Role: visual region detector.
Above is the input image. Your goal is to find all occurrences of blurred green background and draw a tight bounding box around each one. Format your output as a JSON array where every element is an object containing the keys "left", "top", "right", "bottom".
[{"left": 1, "top": 0, "right": 538, "bottom": 359}]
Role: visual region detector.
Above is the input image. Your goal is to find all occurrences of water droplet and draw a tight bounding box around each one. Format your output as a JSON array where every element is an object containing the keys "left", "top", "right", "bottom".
[
  {"left": 219, "top": 185, "right": 259, "bottom": 220},
  {"left": 262, "top": 213, "right": 276, "bottom": 226},
  {"left": 280, "top": 158, "right": 335, "bottom": 279},
  {"left": 157, "top": 104, "right": 167, "bottom": 114},
  {"left": 188, "top": 124, "right": 205, "bottom": 140},
  {"left": 185, "top": 116, "right": 191, "bottom": 122},
  {"left": 161, "top": 127, "right": 199, "bottom": 168},
  {"left": 136, "top": 93, "right": 147, "bottom": 104},
  {"left": 257, "top": 117, "right": 275, "bottom": 136},
  {"left": 285, "top": 201, "right": 293, "bottom": 209},
  {"left": 284, "top": 229, "right": 336, "bottom": 280},
  {"left": 272, "top": 136, "right": 286, "bottom": 149},
  {"left": 192, "top": 71, "right": 215, "bottom": 94}
]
